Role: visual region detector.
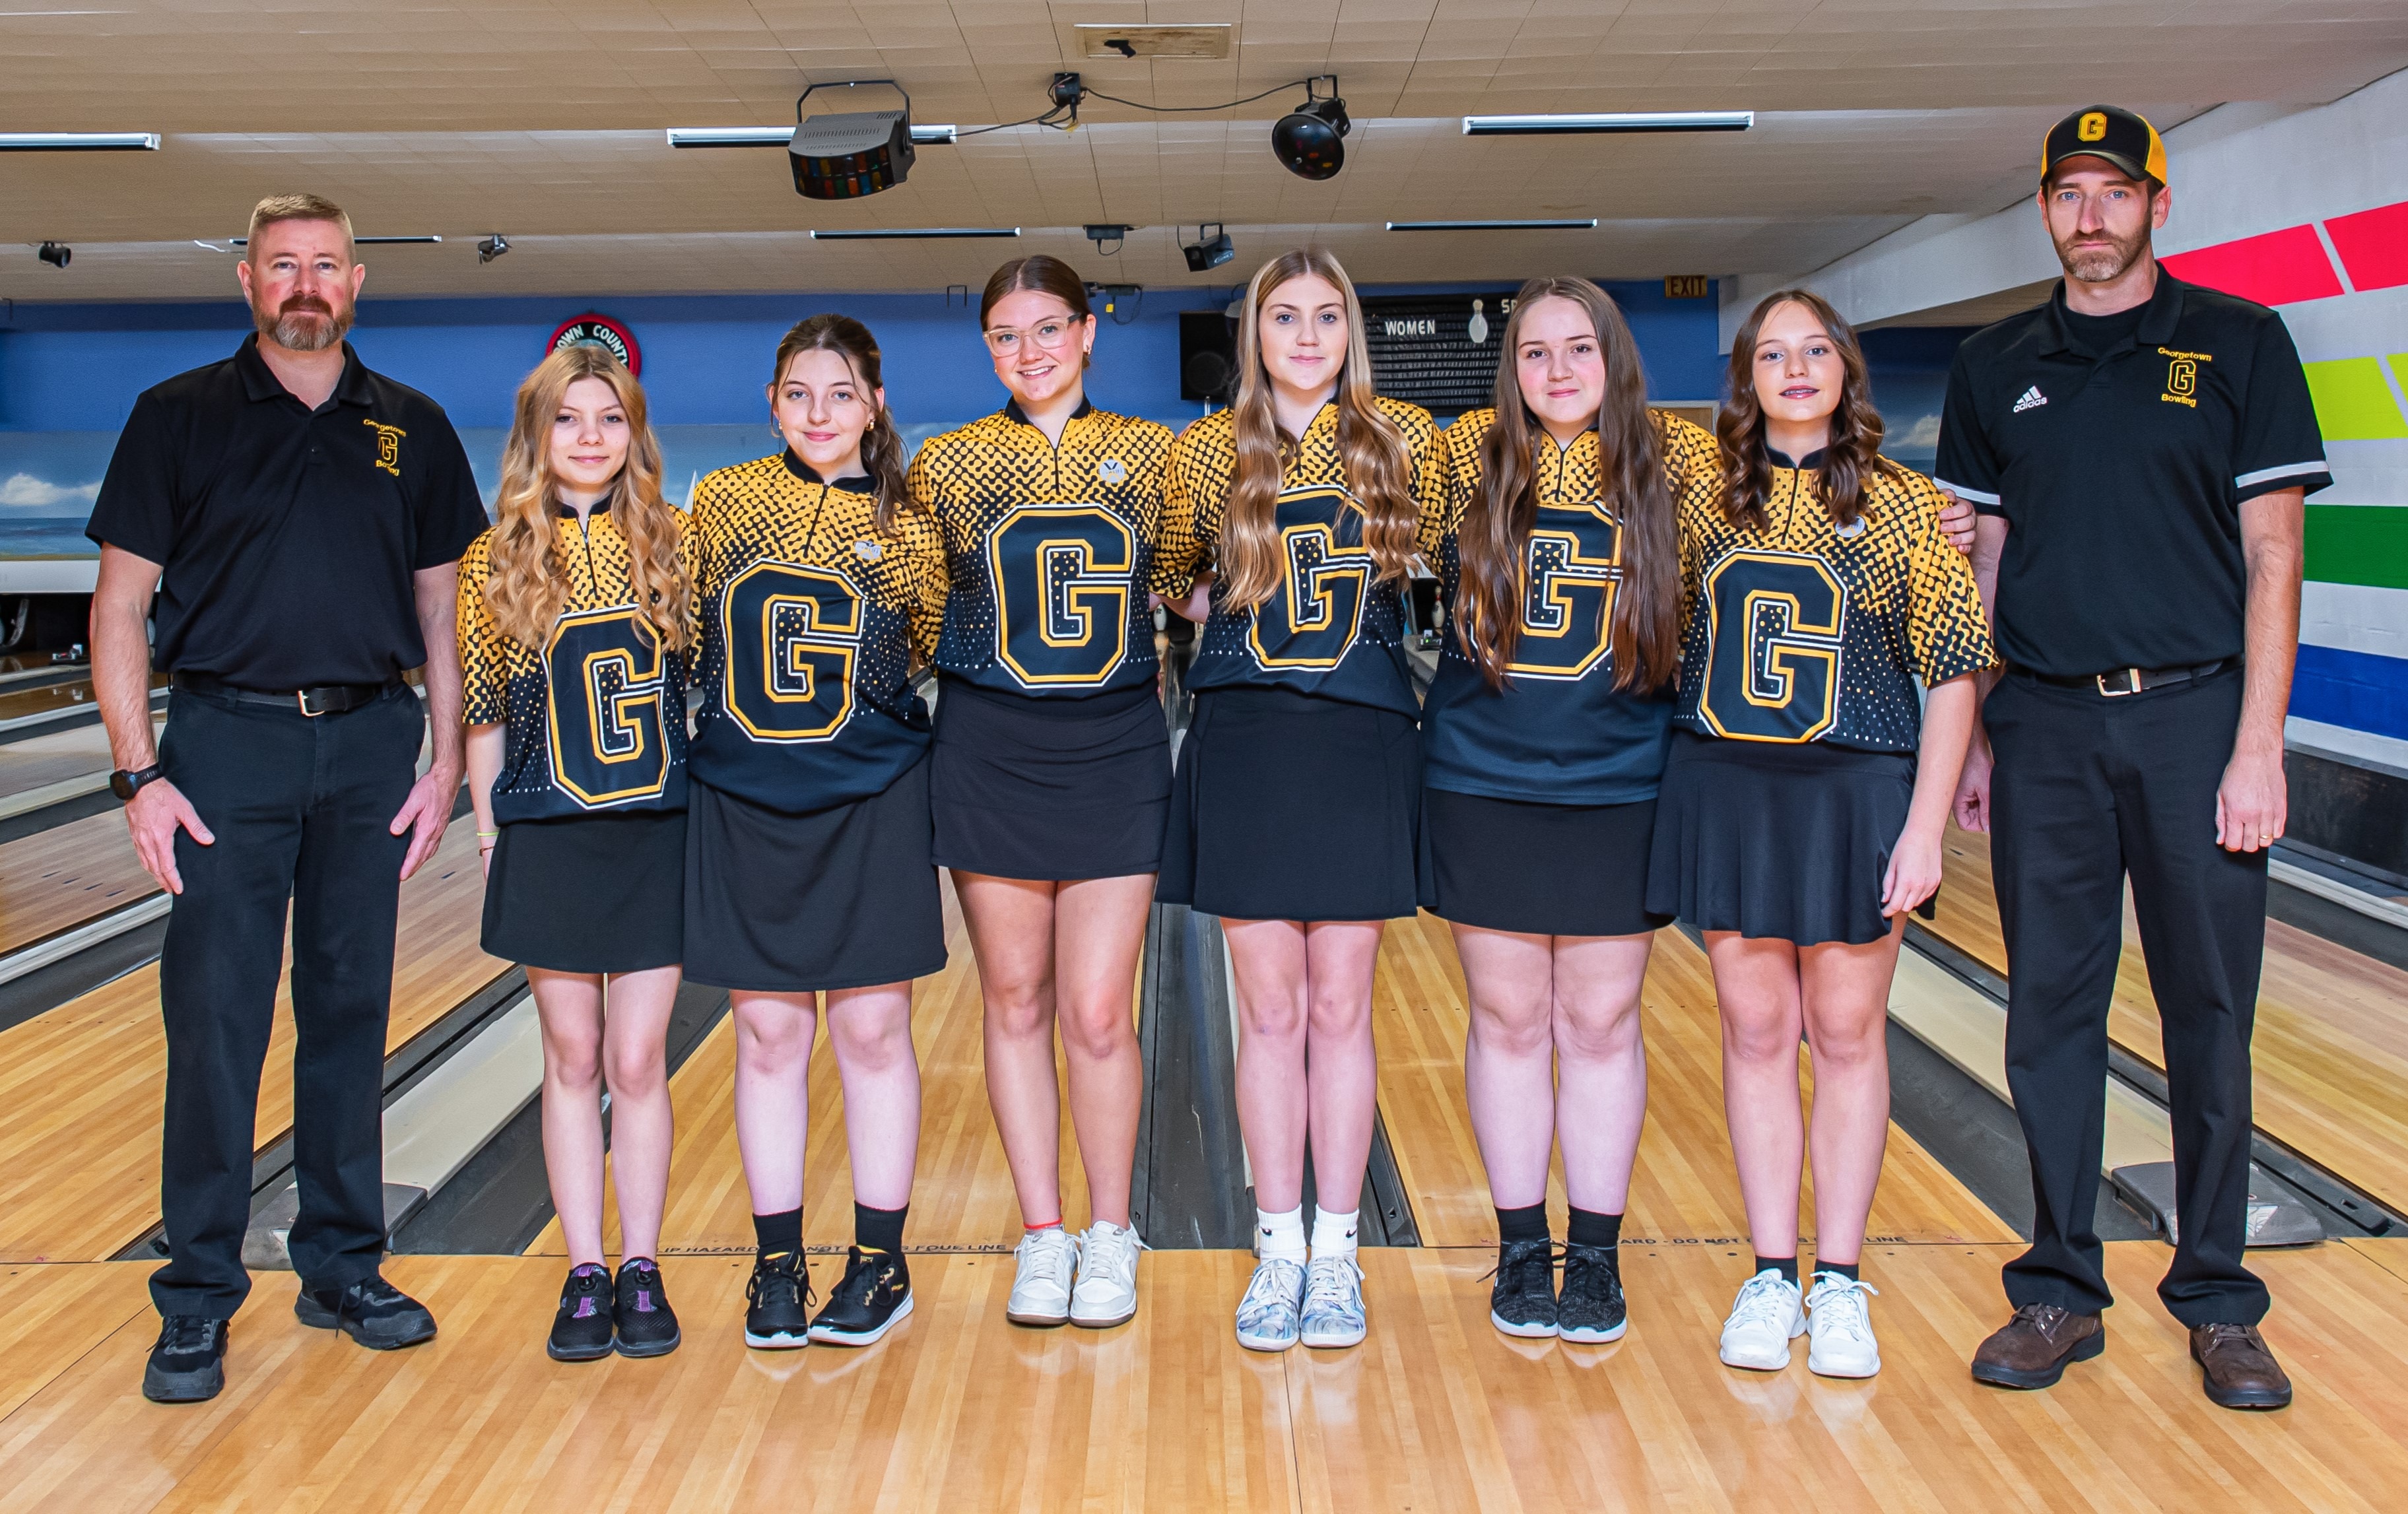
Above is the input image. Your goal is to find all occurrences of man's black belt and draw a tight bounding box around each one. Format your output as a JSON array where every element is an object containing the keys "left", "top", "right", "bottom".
[
  {"left": 170, "top": 671, "right": 402, "bottom": 717},
  {"left": 2013, "top": 659, "right": 2232, "bottom": 698}
]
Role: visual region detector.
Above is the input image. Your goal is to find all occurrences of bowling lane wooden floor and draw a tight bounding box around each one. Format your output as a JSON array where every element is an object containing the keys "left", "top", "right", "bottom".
[
  {"left": 0, "top": 809, "right": 158, "bottom": 957},
  {"left": 1928, "top": 826, "right": 2408, "bottom": 1219}
]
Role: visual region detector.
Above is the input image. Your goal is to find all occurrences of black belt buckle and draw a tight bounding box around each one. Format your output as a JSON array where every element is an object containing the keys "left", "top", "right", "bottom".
[
  {"left": 296, "top": 686, "right": 339, "bottom": 717},
  {"left": 2095, "top": 667, "right": 2144, "bottom": 698}
]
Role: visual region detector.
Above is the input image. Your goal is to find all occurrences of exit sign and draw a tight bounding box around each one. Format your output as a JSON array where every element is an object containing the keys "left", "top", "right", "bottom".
[{"left": 1664, "top": 275, "right": 1711, "bottom": 299}]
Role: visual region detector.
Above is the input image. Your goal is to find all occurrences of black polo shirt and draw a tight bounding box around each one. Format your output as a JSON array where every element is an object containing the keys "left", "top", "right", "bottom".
[
  {"left": 1933, "top": 273, "right": 2329, "bottom": 678},
  {"left": 86, "top": 335, "right": 489, "bottom": 689}
]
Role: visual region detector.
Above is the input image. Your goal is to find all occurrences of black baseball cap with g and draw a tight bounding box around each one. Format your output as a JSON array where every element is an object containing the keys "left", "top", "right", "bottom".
[{"left": 2040, "top": 105, "right": 2168, "bottom": 188}]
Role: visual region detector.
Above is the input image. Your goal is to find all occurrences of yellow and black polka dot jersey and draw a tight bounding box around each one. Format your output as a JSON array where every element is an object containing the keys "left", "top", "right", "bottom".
[
  {"left": 1423, "top": 408, "right": 1718, "bottom": 805},
  {"left": 908, "top": 400, "right": 1180, "bottom": 697},
  {"left": 457, "top": 503, "right": 695, "bottom": 824},
  {"left": 1672, "top": 451, "right": 1996, "bottom": 750},
  {"left": 686, "top": 452, "right": 949, "bottom": 814},
  {"left": 1157, "top": 397, "right": 1448, "bottom": 717}
]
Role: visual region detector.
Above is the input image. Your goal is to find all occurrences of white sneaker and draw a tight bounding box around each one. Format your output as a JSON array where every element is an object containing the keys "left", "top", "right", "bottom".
[
  {"left": 1235, "top": 1257, "right": 1307, "bottom": 1352},
  {"left": 1805, "top": 1272, "right": 1881, "bottom": 1378},
  {"left": 1005, "top": 1226, "right": 1079, "bottom": 1327},
  {"left": 1070, "top": 1222, "right": 1147, "bottom": 1328},
  {"left": 1299, "top": 1254, "right": 1368, "bottom": 1349},
  {"left": 1718, "top": 1269, "right": 1805, "bottom": 1371}
]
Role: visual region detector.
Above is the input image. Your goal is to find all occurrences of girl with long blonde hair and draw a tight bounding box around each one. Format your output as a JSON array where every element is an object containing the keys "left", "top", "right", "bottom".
[
  {"left": 458, "top": 341, "right": 695, "bottom": 1363},
  {"left": 1154, "top": 247, "right": 1448, "bottom": 1353}
]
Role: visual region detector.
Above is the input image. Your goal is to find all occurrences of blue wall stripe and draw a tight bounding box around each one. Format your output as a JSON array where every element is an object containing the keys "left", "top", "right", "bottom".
[{"left": 2290, "top": 642, "right": 2408, "bottom": 741}]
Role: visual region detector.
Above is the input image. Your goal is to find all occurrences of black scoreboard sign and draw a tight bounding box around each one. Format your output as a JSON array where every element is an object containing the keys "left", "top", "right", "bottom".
[
  {"left": 548, "top": 313, "right": 642, "bottom": 377},
  {"left": 1361, "top": 290, "right": 1519, "bottom": 416}
]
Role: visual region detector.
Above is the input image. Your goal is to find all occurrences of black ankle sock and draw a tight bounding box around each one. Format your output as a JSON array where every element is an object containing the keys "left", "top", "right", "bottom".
[
  {"left": 1754, "top": 1255, "right": 1799, "bottom": 1285},
  {"left": 1815, "top": 1260, "right": 1861, "bottom": 1284},
  {"left": 1495, "top": 1202, "right": 1549, "bottom": 1245},
  {"left": 1567, "top": 1208, "right": 1621, "bottom": 1251},
  {"left": 855, "top": 1201, "right": 908, "bottom": 1255},
  {"left": 753, "top": 1207, "right": 803, "bottom": 1260}
]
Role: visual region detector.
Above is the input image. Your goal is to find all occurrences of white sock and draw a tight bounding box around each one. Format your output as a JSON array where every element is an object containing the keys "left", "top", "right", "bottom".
[
  {"left": 1255, "top": 1206, "right": 1307, "bottom": 1263},
  {"left": 1311, "top": 1206, "right": 1360, "bottom": 1259}
]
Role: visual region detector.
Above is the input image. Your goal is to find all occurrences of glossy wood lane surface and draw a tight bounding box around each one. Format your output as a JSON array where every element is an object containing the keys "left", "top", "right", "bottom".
[
  {"left": 0, "top": 822, "right": 506, "bottom": 1261},
  {"left": 0, "top": 720, "right": 127, "bottom": 802},
  {"left": 1376, "top": 911, "right": 2018, "bottom": 1249},
  {"left": 0, "top": 810, "right": 156, "bottom": 957},
  {"left": 4, "top": 1241, "right": 2405, "bottom": 1512},
  {"left": 1931, "top": 825, "right": 2408, "bottom": 1218}
]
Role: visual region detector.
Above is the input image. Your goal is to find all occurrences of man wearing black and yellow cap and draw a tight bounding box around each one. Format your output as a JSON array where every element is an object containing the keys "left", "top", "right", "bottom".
[{"left": 1937, "top": 106, "right": 2327, "bottom": 1410}]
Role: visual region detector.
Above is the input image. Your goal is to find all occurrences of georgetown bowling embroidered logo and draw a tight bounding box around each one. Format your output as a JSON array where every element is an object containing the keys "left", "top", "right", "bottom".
[
  {"left": 854, "top": 539, "right": 883, "bottom": 561},
  {"left": 1098, "top": 457, "right": 1127, "bottom": 486},
  {"left": 2011, "top": 386, "right": 2047, "bottom": 414},
  {"left": 2159, "top": 346, "right": 2210, "bottom": 409},
  {"left": 363, "top": 419, "right": 407, "bottom": 475}
]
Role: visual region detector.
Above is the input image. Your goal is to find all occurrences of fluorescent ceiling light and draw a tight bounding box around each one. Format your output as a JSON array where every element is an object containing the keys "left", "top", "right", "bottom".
[
  {"left": 1462, "top": 112, "right": 1753, "bottom": 135},
  {"left": 1385, "top": 218, "right": 1597, "bottom": 232},
  {"left": 811, "top": 228, "right": 1020, "bottom": 240},
  {"left": 667, "top": 125, "right": 956, "bottom": 147},
  {"left": 226, "top": 236, "right": 443, "bottom": 246},
  {"left": 0, "top": 131, "right": 160, "bottom": 150}
]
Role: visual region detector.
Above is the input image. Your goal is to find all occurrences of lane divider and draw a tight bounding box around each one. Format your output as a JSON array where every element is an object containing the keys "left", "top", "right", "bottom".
[{"left": 0, "top": 890, "right": 170, "bottom": 988}]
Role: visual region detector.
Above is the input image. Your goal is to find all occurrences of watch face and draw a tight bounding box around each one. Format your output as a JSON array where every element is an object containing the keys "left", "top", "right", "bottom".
[{"left": 110, "top": 770, "right": 137, "bottom": 801}]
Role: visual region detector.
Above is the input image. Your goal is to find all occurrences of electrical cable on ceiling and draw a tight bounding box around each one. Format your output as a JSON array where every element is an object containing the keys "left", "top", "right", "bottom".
[
  {"left": 951, "top": 74, "right": 1339, "bottom": 137},
  {"left": 1079, "top": 77, "right": 1329, "bottom": 114}
]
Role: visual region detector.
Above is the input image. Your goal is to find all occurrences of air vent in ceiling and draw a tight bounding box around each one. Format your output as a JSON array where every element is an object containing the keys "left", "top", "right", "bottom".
[{"left": 1074, "top": 23, "right": 1232, "bottom": 59}]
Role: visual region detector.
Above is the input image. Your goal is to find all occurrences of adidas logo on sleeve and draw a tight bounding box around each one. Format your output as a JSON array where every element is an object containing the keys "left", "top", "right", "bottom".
[{"left": 2011, "top": 385, "right": 2048, "bottom": 414}]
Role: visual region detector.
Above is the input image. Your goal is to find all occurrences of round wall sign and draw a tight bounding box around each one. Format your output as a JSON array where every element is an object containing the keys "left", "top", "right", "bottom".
[{"left": 547, "top": 313, "right": 640, "bottom": 376}]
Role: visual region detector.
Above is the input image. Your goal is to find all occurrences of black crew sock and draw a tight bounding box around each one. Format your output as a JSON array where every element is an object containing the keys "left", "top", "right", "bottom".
[
  {"left": 752, "top": 1206, "right": 803, "bottom": 1261},
  {"left": 1495, "top": 1202, "right": 1549, "bottom": 1245},
  {"left": 855, "top": 1201, "right": 908, "bottom": 1255},
  {"left": 1567, "top": 1208, "right": 1621, "bottom": 1251},
  {"left": 1815, "top": 1260, "right": 1861, "bottom": 1284},
  {"left": 1753, "top": 1255, "right": 1799, "bottom": 1286}
]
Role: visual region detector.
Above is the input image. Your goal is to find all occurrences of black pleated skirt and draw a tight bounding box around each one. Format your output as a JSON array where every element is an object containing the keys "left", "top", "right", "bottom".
[
  {"left": 1424, "top": 787, "right": 1670, "bottom": 938},
  {"left": 929, "top": 678, "right": 1172, "bottom": 881},
  {"left": 682, "top": 762, "right": 947, "bottom": 993},
  {"left": 1644, "top": 730, "right": 1916, "bottom": 948},
  {"left": 1157, "top": 686, "right": 1423, "bottom": 923},
  {"left": 482, "top": 809, "right": 686, "bottom": 974}
]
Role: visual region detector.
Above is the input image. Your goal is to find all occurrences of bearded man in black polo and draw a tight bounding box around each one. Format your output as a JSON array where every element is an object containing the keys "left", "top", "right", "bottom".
[
  {"left": 87, "top": 194, "right": 489, "bottom": 1403},
  {"left": 1937, "top": 107, "right": 2329, "bottom": 1411}
]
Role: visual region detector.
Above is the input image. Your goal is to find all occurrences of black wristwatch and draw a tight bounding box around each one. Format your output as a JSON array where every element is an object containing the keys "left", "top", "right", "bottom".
[{"left": 110, "top": 764, "right": 166, "bottom": 802}]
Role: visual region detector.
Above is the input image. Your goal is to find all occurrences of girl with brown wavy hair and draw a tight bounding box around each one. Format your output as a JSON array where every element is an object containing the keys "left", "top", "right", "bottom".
[
  {"left": 1644, "top": 289, "right": 1995, "bottom": 1381},
  {"left": 1419, "top": 277, "right": 1720, "bottom": 1345},
  {"left": 457, "top": 341, "right": 694, "bottom": 1364},
  {"left": 1154, "top": 247, "right": 1448, "bottom": 1354}
]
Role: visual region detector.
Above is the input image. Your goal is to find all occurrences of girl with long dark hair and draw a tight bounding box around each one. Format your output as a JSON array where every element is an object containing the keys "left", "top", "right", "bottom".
[
  {"left": 1421, "top": 277, "right": 1718, "bottom": 1344},
  {"left": 460, "top": 343, "right": 694, "bottom": 1362},
  {"left": 1645, "top": 289, "right": 1995, "bottom": 1378},
  {"left": 1156, "top": 248, "right": 1447, "bottom": 1353},
  {"left": 908, "top": 255, "right": 1179, "bottom": 1329},
  {"left": 685, "top": 314, "right": 949, "bottom": 1352}
]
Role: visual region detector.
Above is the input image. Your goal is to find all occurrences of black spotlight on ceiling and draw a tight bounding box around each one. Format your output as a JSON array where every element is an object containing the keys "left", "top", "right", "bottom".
[
  {"left": 477, "top": 233, "right": 509, "bottom": 264},
  {"left": 36, "top": 241, "right": 69, "bottom": 269},
  {"left": 789, "top": 79, "right": 916, "bottom": 199},
  {"left": 1272, "top": 78, "right": 1349, "bottom": 181},
  {"left": 1182, "top": 222, "right": 1234, "bottom": 272}
]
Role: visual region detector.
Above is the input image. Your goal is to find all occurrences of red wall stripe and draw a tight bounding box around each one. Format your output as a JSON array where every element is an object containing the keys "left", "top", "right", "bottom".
[
  {"left": 2324, "top": 201, "right": 2408, "bottom": 293},
  {"left": 2160, "top": 224, "right": 2344, "bottom": 306}
]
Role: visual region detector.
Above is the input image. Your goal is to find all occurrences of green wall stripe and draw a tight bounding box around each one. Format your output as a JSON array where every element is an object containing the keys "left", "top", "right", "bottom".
[{"left": 2308, "top": 504, "right": 2408, "bottom": 589}]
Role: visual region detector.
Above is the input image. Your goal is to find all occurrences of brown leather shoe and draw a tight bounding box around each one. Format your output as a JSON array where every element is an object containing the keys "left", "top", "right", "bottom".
[
  {"left": 1970, "top": 1302, "right": 2105, "bottom": 1389},
  {"left": 2191, "top": 1323, "right": 2292, "bottom": 1410}
]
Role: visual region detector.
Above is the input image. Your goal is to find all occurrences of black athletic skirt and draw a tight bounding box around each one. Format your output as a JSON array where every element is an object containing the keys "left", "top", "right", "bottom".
[
  {"left": 1645, "top": 730, "right": 1916, "bottom": 948},
  {"left": 683, "top": 762, "right": 947, "bottom": 993},
  {"left": 1158, "top": 686, "right": 1423, "bottom": 923},
  {"left": 1424, "top": 788, "right": 1670, "bottom": 938},
  {"left": 930, "top": 678, "right": 1172, "bottom": 881},
  {"left": 482, "top": 809, "right": 685, "bottom": 974}
]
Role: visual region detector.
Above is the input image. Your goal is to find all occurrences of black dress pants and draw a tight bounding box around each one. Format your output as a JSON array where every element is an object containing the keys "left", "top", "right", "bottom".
[
  {"left": 149, "top": 684, "right": 423, "bottom": 1319},
  {"left": 1985, "top": 667, "right": 2269, "bottom": 1327}
]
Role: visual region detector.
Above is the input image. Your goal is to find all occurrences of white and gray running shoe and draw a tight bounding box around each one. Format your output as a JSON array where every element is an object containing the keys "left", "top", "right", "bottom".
[
  {"left": 1005, "top": 1226, "right": 1079, "bottom": 1327},
  {"left": 1804, "top": 1273, "right": 1882, "bottom": 1378},
  {"left": 1718, "top": 1268, "right": 1806, "bottom": 1371},
  {"left": 1234, "top": 1257, "right": 1308, "bottom": 1352},
  {"left": 1070, "top": 1222, "right": 1147, "bottom": 1329},
  {"left": 1299, "top": 1254, "right": 1368, "bottom": 1349}
]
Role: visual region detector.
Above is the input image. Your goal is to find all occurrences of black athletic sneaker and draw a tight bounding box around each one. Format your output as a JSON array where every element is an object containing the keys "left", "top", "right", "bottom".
[
  {"left": 1558, "top": 1243, "right": 1628, "bottom": 1344},
  {"left": 294, "top": 1273, "right": 438, "bottom": 1350},
  {"left": 143, "top": 1315, "right": 228, "bottom": 1403},
  {"left": 547, "top": 1265, "right": 615, "bottom": 1362},
  {"left": 1488, "top": 1237, "right": 1559, "bottom": 1338},
  {"left": 809, "top": 1247, "right": 913, "bottom": 1346},
  {"left": 743, "top": 1251, "right": 814, "bottom": 1350},
  {"left": 613, "top": 1257, "right": 681, "bottom": 1358}
]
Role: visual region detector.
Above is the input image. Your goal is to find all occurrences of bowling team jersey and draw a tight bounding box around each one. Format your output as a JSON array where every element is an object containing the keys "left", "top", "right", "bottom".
[
  {"left": 1423, "top": 408, "right": 1719, "bottom": 805},
  {"left": 1157, "top": 397, "right": 1447, "bottom": 717},
  {"left": 458, "top": 501, "right": 696, "bottom": 824},
  {"left": 908, "top": 400, "right": 1182, "bottom": 696},
  {"left": 1671, "top": 449, "right": 1996, "bottom": 751},
  {"left": 686, "top": 452, "right": 948, "bottom": 813}
]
